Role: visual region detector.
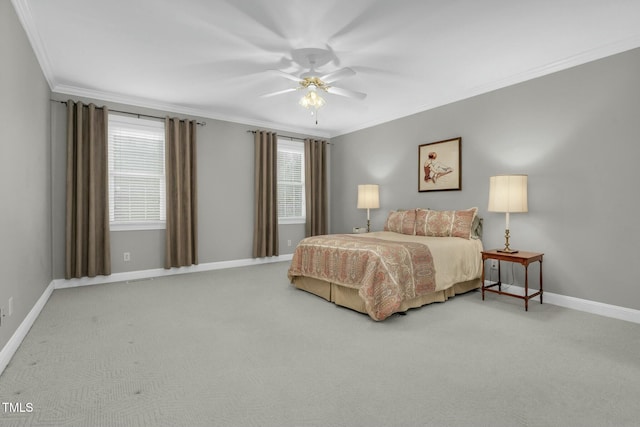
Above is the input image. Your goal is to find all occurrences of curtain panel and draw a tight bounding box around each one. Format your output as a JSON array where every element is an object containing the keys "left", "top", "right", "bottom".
[
  {"left": 65, "top": 101, "right": 111, "bottom": 279},
  {"left": 253, "top": 130, "right": 279, "bottom": 257},
  {"left": 304, "top": 138, "right": 328, "bottom": 237},
  {"left": 165, "top": 117, "right": 198, "bottom": 269}
]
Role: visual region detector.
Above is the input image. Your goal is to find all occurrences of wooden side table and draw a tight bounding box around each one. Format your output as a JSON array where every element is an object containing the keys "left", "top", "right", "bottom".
[{"left": 481, "top": 250, "right": 544, "bottom": 311}]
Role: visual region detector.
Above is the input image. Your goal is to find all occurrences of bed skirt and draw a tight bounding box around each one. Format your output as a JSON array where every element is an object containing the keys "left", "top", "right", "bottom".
[{"left": 292, "top": 276, "right": 482, "bottom": 315}]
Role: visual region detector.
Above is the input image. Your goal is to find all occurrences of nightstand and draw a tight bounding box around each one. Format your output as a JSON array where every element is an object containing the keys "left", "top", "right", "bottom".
[{"left": 481, "top": 250, "right": 544, "bottom": 311}]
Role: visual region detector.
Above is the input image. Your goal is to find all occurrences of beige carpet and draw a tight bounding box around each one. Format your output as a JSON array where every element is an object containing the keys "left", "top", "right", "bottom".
[{"left": 0, "top": 261, "right": 639, "bottom": 426}]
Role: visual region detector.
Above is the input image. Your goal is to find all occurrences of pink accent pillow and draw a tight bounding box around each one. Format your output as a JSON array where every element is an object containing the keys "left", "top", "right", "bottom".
[
  {"left": 415, "top": 209, "right": 453, "bottom": 237},
  {"left": 415, "top": 208, "right": 478, "bottom": 239},
  {"left": 451, "top": 208, "right": 478, "bottom": 239},
  {"left": 383, "top": 210, "right": 417, "bottom": 235}
]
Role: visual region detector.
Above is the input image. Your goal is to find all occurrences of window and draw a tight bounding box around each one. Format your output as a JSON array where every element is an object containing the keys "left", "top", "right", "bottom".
[
  {"left": 277, "top": 139, "right": 305, "bottom": 224},
  {"left": 108, "top": 114, "right": 165, "bottom": 230}
]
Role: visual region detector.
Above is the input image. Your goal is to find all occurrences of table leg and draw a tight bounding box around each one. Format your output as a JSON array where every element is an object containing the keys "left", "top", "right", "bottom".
[
  {"left": 481, "top": 259, "right": 485, "bottom": 301},
  {"left": 524, "top": 264, "right": 529, "bottom": 311},
  {"left": 540, "top": 260, "right": 543, "bottom": 305}
]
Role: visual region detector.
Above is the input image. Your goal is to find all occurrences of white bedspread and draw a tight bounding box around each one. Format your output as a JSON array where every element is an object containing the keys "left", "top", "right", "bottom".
[{"left": 355, "top": 231, "right": 483, "bottom": 291}]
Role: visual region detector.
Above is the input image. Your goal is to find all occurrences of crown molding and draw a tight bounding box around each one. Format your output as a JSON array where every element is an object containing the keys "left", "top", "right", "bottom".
[
  {"left": 463, "top": 33, "right": 640, "bottom": 100},
  {"left": 334, "top": 35, "right": 640, "bottom": 137},
  {"left": 51, "top": 84, "right": 332, "bottom": 139},
  {"left": 11, "top": 0, "right": 57, "bottom": 89},
  {"left": 14, "top": 0, "right": 640, "bottom": 139}
]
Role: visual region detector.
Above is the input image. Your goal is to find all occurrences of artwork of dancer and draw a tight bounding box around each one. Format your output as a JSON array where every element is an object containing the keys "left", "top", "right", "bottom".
[
  {"left": 423, "top": 151, "right": 453, "bottom": 184},
  {"left": 418, "top": 137, "right": 461, "bottom": 192}
]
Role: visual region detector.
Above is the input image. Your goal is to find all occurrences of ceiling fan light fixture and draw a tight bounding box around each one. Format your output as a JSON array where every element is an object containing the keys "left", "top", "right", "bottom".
[{"left": 299, "top": 90, "right": 326, "bottom": 109}]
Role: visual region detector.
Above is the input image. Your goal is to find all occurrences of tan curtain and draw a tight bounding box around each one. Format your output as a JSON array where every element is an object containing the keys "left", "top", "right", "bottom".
[
  {"left": 65, "top": 101, "right": 111, "bottom": 279},
  {"left": 304, "top": 138, "right": 328, "bottom": 237},
  {"left": 165, "top": 117, "right": 198, "bottom": 268},
  {"left": 253, "top": 130, "right": 279, "bottom": 257}
]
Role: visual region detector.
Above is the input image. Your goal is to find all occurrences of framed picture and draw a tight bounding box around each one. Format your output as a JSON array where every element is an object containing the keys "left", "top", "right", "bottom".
[{"left": 418, "top": 137, "right": 461, "bottom": 192}]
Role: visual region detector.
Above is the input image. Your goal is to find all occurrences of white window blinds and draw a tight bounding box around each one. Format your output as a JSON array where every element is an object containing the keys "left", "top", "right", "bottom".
[
  {"left": 108, "top": 114, "right": 166, "bottom": 230},
  {"left": 277, "top": 140, "right": 305, "bottom": 224}
]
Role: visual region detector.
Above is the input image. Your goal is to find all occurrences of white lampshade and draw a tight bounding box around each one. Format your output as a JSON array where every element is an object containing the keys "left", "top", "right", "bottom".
[
  {"left": 488, "top": 175, "right": 528, "bottom": 213},
  {"left": 357, "top": 184, "right": 380, "bottom": 209},
  {"left": 488, "top": 174, "right": 528, "bottom": 253}
]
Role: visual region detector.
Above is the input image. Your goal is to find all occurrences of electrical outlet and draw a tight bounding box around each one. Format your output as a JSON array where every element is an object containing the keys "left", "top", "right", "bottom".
[
  {"left": 123, "top": 252, "right": 131, "bottom": 262},
  {"left": 8, "top": 297, "right": 13, "bottom": 317},
  {"left": 490, "top": 260, "right": 499, "bottom": 269},
  {"left": 287, "top": 240, "right": 292, "bottom": 247}
]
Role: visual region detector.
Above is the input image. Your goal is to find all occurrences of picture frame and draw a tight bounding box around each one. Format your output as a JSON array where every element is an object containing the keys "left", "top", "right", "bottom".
[{"left": 418, "top": 137, "right": 461, "bottom": 192}]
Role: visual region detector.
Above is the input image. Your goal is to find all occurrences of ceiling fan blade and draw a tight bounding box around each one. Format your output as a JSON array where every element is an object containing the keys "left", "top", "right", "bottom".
[
  {"left": 326, "top": 86, "right": 367, "bottom": 100},
  {"left": 324, "top": 44, "right": 340, "bottom": 67},
  {"left": 269, "top": 69, "right": 302, "bottom": 83},
  {"left": 320, "top": 67, "right": 356, "bottom": 84},
  {"left": 261, "top": 87, "right": 298, "bottom": 98}
]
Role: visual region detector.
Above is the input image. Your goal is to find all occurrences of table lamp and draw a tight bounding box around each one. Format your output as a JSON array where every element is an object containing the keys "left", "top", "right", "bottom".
[
  {"left": 357, "top": 184, "right": 379, "bottom": 232},
  {"left": 488, "top": 175, "right": 528, "bottom": 253}
]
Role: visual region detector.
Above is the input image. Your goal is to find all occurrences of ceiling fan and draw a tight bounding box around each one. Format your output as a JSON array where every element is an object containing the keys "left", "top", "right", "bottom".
[{"left": 262, "top": 48, "right": 367, "bottom": 109}]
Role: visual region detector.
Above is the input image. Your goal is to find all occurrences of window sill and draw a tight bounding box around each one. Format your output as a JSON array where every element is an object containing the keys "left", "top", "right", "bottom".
[
  {"left": 279, "top": 218, "right": 305, "bottom": 225},
  {"left": 111, "top": 222, "right": 166, "bottom": 232}
]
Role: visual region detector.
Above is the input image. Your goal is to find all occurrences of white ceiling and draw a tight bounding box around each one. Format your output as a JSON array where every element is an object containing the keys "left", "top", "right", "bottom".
[{"left": 14, "top": 0, "right": 640, "bottom": 138}]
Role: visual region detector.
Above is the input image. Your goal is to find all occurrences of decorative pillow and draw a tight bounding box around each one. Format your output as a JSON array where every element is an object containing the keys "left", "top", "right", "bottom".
[
  {"left": 415, "top": 207, "right": 478, "bottom": 239},
  {"left": 383, "top": 209, "right": 416, "bottom": 235},
  {"left": 414, "top": 209, "right": 429, "bottom": 236},
  {"left": 415, "top": 209, "right": 453, "bottom": 237},
  {"left": 451, "top": 208, "right": 478, "bottom": 239}
]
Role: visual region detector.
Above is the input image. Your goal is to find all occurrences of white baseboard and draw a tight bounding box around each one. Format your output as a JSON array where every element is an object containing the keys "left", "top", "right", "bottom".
[
  {"left": 0, "top": 281, "right": 54, "bottom": 374},
  {"left": 53, "top": 254, "right": 293, "bottom": 289},
  {"left": 483, "top": 281, "right": 640, "bottom": 324}
]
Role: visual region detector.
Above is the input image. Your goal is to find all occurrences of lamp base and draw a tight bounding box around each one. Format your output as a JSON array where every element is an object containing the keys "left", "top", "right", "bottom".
[{"left": 498, "top": 228, "right": 518, "bottom": 253}]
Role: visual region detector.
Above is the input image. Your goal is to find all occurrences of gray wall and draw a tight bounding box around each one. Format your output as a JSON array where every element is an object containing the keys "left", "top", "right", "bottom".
[
  {"left": 0, "top": 1, "right": 52, "bottom": 349},
  {"left": 50, "top": 97, "right": 314, "bottom": 278},
  {"left": 5, "top": 0, "right": 640, "bottom": 352},
  {"left": 331, "top": 48, "right": 640, "bottom": 311}
]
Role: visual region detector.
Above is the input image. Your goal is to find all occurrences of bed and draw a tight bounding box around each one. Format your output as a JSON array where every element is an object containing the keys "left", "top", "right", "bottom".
[{"left": 287, "top": 208, "right": 483, "bottom": 321}]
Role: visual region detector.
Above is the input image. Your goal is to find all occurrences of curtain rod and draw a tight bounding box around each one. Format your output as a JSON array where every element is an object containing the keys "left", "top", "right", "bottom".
[
  {"left": 51, "top": 100, "right": 206, "bottom": 126},
  {"left": 246, "top": 130, "right": 330, "bottom": 144}
]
